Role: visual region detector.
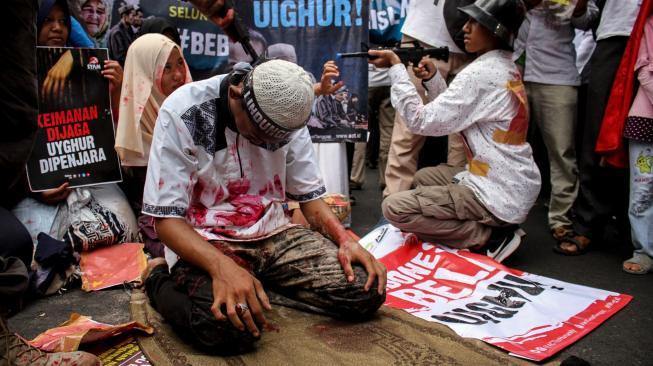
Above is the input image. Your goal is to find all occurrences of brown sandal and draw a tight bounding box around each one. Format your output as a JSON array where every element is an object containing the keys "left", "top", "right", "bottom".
[{"left": 553, "top": 233, "right": 591, "bottom": 256}]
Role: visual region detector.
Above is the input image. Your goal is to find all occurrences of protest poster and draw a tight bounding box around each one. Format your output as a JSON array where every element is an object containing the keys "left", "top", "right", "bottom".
[
  {"left": 27, "top": 47, "right": 122, "bottom": 192},
  {"left": 234, "top": 1, "right": 370, "bottom": 142},
  {"left": 360, "top": 224, "right": 633, "bottom": 361},
  {"left": 110, "top": 0, "right": 369, "bottom": 142},
  {"left": 110, "top": 1, "right": 230, "bottom": 80},
  {"left": 96, "top": 337, "right": 152, "bottom": 366},
  {"left": 369, "top": 0, "right": 407, "bottom": 46}
]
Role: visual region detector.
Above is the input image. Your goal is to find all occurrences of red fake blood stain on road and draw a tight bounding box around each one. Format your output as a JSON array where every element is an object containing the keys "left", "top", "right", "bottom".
[{"left": 307, "top": 321, "right": 369, "bottom": 352}]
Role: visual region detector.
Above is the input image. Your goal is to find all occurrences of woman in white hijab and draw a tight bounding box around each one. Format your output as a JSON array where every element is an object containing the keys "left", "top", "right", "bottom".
[
  {"left": 115, "top": 33, "right": 191, "bottom": 169},
  {"left": 115, "top": 33, "right": 191, "bottom": 256}
]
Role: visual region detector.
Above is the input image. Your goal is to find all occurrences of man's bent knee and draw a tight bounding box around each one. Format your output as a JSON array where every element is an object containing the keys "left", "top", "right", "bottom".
[
  {"left": 330, "top": 266, "right": 386, "bottom": 320},
  {"left": 412, "top": 168, "right": 432, "bottom": 187},
  {"left": 382, "top": 192, "right": 416, "bottom": 226}
]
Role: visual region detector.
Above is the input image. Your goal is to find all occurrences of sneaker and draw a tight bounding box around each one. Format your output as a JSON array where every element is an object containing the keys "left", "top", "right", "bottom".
[
  {"left": 482, "top": 226, "right": 524, "bottom": 263},
  {"left": 1, "top": 317, "right": 101, "bottom": 366}
]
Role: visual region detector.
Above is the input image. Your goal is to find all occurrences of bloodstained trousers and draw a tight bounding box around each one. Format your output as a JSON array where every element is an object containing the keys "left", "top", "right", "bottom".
[{"left": 145, "top": 226, "right": 385, "bottom": 355}]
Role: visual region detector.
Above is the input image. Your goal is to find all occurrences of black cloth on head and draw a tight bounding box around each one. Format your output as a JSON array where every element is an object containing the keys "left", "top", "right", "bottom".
[
  {"left": 137, "top": 17, "right": 181, "bottom": 46},
  {"left": 37, "top": 0, "right": 72, "bottom": 34}
]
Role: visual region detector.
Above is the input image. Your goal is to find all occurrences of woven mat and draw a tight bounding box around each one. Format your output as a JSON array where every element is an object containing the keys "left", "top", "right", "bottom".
[{"left": 130, "top": 290, "right": 556, "bottom": 366}]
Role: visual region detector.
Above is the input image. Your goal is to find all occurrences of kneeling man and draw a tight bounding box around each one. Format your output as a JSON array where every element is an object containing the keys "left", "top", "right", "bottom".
[{"left": 141, "top": 60, "right": 386, "bottom": 354}]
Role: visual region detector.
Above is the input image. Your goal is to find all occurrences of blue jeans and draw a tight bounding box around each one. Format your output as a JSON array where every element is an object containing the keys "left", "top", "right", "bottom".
[{"left": 628, "top": 140, "right": 653, "bottom": 259}]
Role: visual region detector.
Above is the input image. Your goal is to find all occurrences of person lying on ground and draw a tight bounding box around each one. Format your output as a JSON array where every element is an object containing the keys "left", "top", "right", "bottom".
[
  {"left": 369, "top": 0, "right": 541, "bottom": 263},
  {"left": 140, "top": 59, "right": 387, "bottom": 355}
]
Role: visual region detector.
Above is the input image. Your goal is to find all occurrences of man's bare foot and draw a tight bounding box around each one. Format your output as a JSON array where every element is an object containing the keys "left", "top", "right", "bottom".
[{"left": 139, "top": 258, "right": 168, "bottom": 287}]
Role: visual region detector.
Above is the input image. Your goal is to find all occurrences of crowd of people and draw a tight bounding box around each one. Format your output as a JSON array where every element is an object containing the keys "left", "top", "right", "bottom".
[
  {"left": 353, "top": 0, "right": 649, "bottom": 274},
  {"left": 0, "top": 0, "right": 650, "bottom": 364}
]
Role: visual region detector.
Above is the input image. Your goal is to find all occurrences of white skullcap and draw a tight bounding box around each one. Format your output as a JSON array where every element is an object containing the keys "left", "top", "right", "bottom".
[{"left": 242, "top": 59, "right": 314, "bottom": 140}]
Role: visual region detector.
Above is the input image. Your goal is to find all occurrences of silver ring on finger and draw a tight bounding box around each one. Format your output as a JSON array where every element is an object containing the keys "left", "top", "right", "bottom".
[{"left": 236, "top": 303, "right": 249, "bottom": 315}]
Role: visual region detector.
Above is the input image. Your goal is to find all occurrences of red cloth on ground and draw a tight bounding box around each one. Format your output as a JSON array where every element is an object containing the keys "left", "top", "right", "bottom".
[{"left": 596, "top": 0, "right": 653, "bottom": 167}]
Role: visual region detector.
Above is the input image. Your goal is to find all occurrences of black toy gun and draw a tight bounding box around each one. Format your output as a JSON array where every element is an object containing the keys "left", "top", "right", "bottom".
[
  {"left": 337, "top": 42, "right": 449, "bottom": 65},
  {"left": 215, "top": 0, "right": 260, "bottom": 62}
]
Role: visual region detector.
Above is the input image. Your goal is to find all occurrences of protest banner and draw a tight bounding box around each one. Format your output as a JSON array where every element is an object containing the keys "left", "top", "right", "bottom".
[
  {"left": 110, "top": 0, "right": 368, "bottom": 142},
  {"left": 27, "top": 47, "right": 122, "bottom": 192},
  {"left": 369, "top": 0, "right": 407, "bottom": 45},
  {"left": 360, "top": 224, "right": 633, "bottom": 361},
  {"left": 236, "top": 1, "right": 369, "bottom": 142}
]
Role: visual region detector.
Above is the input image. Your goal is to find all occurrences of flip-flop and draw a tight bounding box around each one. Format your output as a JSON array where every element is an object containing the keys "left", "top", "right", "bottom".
[
  {"left": 622, "top": 253, "right": 653, "bottom": 275},
  {"left": 553, "top": 235, "right": 590, "bottom": 256}
]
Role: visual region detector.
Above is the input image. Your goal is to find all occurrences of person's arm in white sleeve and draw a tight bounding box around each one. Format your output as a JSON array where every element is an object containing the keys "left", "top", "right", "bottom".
[{"left": 388, "top": 63, "right": 480, "bottom": 137}]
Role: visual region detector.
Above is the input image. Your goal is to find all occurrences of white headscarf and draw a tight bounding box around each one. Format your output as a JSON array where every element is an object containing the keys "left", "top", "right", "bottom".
[{"left": 115, "top": 33, "right": 191, "bottom": 166}]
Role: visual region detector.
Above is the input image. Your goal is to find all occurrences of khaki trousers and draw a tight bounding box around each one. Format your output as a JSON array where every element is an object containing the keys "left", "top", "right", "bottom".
[
  {"left": 525, "top": 82, "right": 579, "bottom": 230},
  {"left": 351, "top": 86, "right": 395, "bottom": 186},
  {"left": 382, "top": 35, "right": 470, "bottom": 198},
  {"left": 382, "top": 165, "right": 503, "bottom": 248}
]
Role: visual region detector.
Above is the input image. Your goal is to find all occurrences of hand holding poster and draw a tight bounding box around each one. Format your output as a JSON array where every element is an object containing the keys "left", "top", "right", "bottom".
[
  {"left": 27, "top": 47, "right": 122, "bottom": 191},
  {"left": 360, "top": 224, "right": 633, "bottom": 361}
]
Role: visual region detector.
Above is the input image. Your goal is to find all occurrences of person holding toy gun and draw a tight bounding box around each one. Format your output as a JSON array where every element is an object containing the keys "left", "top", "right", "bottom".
[
  {"left": 338, "top": 43, "right": 450, "bottom": 66},
  {"left": 370, "top": 0, "right": 542, "bottom": 264}
]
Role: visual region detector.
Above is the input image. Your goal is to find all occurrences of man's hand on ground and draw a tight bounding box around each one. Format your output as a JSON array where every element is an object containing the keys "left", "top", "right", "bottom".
[
  {"left": 337, "top": 239, "right": 387, "bottom": 295},
  {"left": 209, "top": 255, "right": 272, "bottom": 337}
]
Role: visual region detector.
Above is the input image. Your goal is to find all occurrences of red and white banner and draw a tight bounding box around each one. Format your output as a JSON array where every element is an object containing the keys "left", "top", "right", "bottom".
[{"left": 360, "top": 225, "right": 632, "bottom": 361}]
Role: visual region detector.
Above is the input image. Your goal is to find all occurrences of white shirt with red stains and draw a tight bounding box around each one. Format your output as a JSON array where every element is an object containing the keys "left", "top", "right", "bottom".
[
  {"left": 142, "top": 74, "right": 326, "bottom": 267},
  {"left": 388, "top": 50, "right": 541, "bottom": 224}
]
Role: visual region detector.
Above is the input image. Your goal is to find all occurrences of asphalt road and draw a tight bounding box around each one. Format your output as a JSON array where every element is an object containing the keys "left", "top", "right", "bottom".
[
  {"left": 349, "top": 166, "right": 653, "bottom": 366},
  {"left": 8, "top": 166, "right": 653, "bottom": 365}
]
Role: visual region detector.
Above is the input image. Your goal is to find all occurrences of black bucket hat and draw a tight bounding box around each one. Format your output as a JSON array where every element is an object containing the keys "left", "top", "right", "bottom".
[{"left": 458, "top": 0, "right": 527, "bottom": 48}]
